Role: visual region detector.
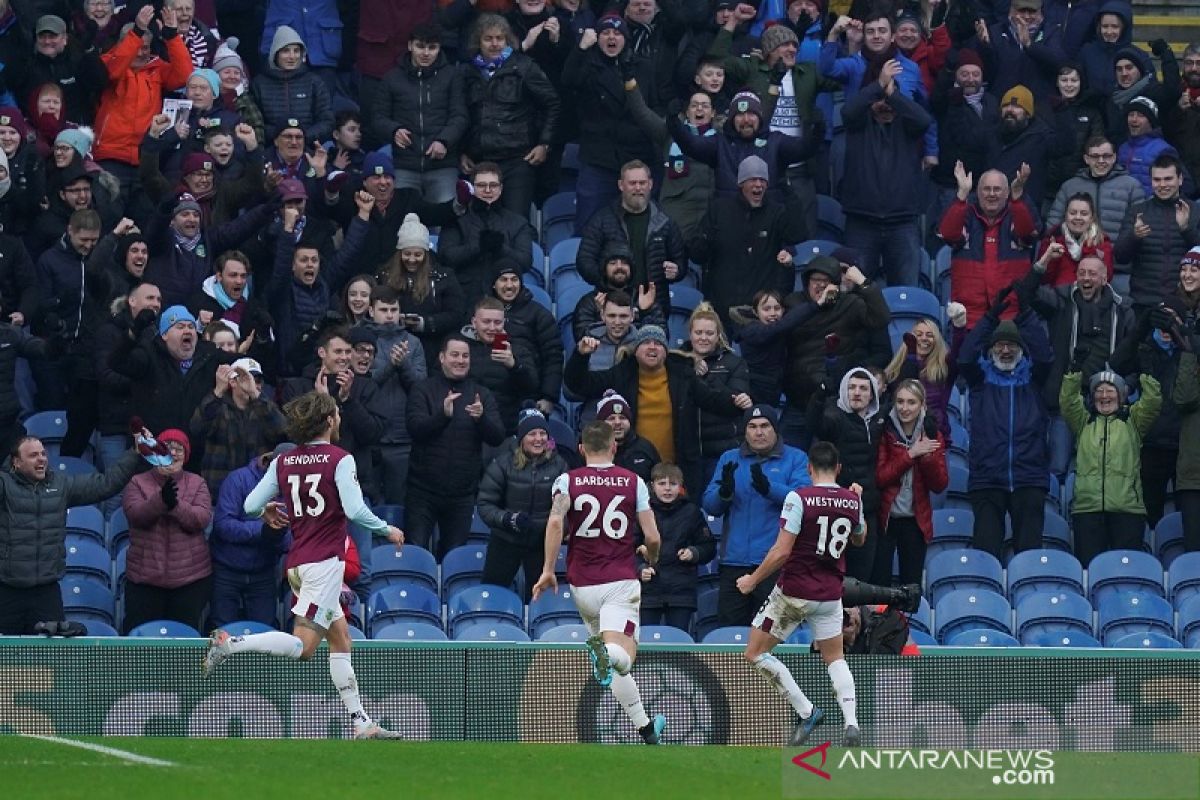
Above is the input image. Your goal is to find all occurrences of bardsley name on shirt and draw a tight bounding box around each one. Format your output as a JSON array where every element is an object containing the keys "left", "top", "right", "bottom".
[{"left": 574, "top": 475, "right": 631, "bottom": 488}]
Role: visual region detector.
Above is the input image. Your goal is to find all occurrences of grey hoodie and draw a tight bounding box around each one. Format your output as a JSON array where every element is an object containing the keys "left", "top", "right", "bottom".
[{"left": 269, "top": 25, "right": 306, "bottom": 68}]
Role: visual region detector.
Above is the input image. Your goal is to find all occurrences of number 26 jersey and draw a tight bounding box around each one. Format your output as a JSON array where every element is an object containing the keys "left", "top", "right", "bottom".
[
  {"left": 778, "top": 483, "right": 865, "bottom": 601},
  {"left": 553, "top": 464, "right": 650, "bottom": 588}
]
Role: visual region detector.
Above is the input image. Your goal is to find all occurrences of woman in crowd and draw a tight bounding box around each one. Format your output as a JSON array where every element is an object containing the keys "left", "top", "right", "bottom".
[
  {"left": 884, "top": 304, "right": 966, "bottom": 443},
  {"left": 729, "top": 289, "right": 816, "bottom": 405},
  {"left": 684, "top": 302, "right": 749, "bottom": 489},
  {"left": 1035, "top": 192, "right": 1113, "bottom": 287},
  {"left": 339, "top": 274, "right": 376, "bottom": 324}
]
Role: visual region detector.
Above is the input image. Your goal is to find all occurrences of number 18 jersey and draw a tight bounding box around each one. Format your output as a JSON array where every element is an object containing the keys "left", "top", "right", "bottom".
[
  {"left": 778, "top": 483, "right": 864, "bottom": 601},
  {"left": 552, "top": 464, "right": 650, "bottom": 588}
]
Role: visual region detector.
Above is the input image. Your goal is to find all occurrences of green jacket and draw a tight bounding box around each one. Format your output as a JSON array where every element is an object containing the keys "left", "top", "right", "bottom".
[
  {"left": 1174, "top": 352, "right": 1200, "bottom": 492},
  {"left": 1061, "top": 370, "right": 1161, "bottom": 515},
  {"left": 706, "top": 28, "right": 836, "bottom": 123}
]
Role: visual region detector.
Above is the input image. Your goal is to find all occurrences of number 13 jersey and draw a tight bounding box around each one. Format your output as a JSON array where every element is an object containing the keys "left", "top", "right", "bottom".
[
  {"left": 778, "top": 483, "right": 865, "bottom": 601},
  {"left": 275, "top": 443, "right": 351, "bottom": 569},
  {"left": 553, "top": 464, "right": 650, "bottom": 588}
]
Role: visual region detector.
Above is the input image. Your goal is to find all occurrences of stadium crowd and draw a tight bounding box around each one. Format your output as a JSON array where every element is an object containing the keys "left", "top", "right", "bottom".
[{"left": 0, "top": 0, "right": 1198, "bottom": 646}]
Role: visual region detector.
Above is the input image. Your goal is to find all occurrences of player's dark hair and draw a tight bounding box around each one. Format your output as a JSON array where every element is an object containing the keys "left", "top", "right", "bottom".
[
  {"left": 808, "top": 441, "right": 840, "bottom": 471},
  {"left": 650, "top": 462, "right": 682, "bottom": 484},
  {"left": 580, "top": 420, "right": 615, "bottom": 455},
  {"left": 284, "top": 392, "right": 339, "bottom": 444},
  {"left": 370, "top": 285, "right": 401, "bottom": 306}
]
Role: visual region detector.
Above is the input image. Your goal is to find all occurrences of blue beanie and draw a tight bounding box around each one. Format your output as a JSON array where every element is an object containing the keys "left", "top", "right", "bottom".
[
  {"left": 159, "top": 305, "right": 197, "bottom": 335},
  {"left": 189, "top": 68, "right": 220, "bottom": 97},
  {"left": 517, "top": 407, "right": 549, "bottom": 440}
]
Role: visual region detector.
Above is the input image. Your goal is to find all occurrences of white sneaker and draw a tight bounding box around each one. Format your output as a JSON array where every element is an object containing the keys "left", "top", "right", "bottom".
[
  {"left": 354, "top": 722, "right": 404, "bottom": 740},
  {"left": 202, "top": 629, "right": 232, "bottom": 677}
]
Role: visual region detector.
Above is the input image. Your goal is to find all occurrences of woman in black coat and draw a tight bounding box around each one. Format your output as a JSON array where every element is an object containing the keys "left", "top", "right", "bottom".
[{"left": 681, "top": 303, "right": 750, "bottom": 490}]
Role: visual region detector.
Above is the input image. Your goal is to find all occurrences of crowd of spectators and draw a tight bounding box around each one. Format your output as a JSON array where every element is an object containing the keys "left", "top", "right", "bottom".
[{"left": 0, "top": 0, "right": 1198, "bottom": 638}]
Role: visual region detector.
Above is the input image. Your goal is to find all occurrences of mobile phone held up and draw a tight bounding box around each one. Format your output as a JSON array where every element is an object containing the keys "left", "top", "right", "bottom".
[{"left": 490, "top": 331, "right": 510, "bottom": 352}]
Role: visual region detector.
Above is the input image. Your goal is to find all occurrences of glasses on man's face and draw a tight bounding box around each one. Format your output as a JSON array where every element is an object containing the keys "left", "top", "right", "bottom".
[{"left": 354, "top": 345, "right": 376, "bottom": 356}]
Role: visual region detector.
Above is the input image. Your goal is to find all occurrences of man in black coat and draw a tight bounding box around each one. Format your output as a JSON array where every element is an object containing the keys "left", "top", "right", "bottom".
[
  {"left": 459, "top": 296, "right": 540, "bottom": 437},
  {"left": 405, "top": 333, "right": 506, "bottom": 558},
  {"left": 688, "top": 155, "right": 803, "bottom": 323},
  {"left": 21, "top": 14, "right": 107, "bottom": 125},
  {"left": 94, "top": 281, "right": 161, "bottom": 478},
  {"left": 597, "top": 390, "right": 660, "bottom": 483},
  {"left": 571, "top": 241, "right": 664, "bottom": 340},
  {"left": 490, "top": 261, "right": 562, "bottom": 415}
]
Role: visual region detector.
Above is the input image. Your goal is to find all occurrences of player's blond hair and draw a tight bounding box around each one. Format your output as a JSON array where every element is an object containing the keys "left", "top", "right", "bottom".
[
  {"left": 284, "top": 392, "right": 338, "bottom": 444},
  {"left": 580, "top": 420, "right": 615, "bottom": 455}
]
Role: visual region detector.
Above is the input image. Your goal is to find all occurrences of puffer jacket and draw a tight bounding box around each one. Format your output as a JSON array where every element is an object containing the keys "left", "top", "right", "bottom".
[
  {"left": 93, "top": 28, "right": 193, "bottom": 166},
  {"left": 639, "top": 495, "right": 716, "bottom": 608},
  {"left": 1047, "top": 164, "right": 1144, "bottom": 242},
  {"left": 462, "top": 51, "right": 560, "bottom": 161},
  {"left": 373, "top": 52, "right": 468, "bottom": 173},
  {"left": 702, "top": 440, "right": 811, "bottom": 567},
  {"left": 476, "top": 441, "right": 566, "bottom": 548},
  {"left": 1119, "top": 133, "right": 1185, "bottom": 198},
  {"left": 1061, "top": 369, "right": 1161, "bottom": 514},
  {"left": 462, "top": 325, "right": 540, "bottom": 436},
  {"left": 876, "top": 412, "right": 949, "bottom": 542},
  {"left": 1114, "top": 194, "right": 1200, "bottom": 309},
  {"left": 682, "top": 346, "right": 750, "bottom": 460},
  {"left": 1175, "top": 352, "right": 1200, "bottom": 492},
  {"left": 210, "top": 456, "right": 291, "bottom": 574},
  {"left": 1077, "top": 0, "right": 1134, "bottom": 95},
  {"left": 810, "top": 367, "right": 889, "bottom": 513},
  {"left": 960, "top": 311, "right": 1054, "bottom": 491},
  {"left": 940, "top": 197, "right": 1041, "bottom": 327},
  {"left": 252, "top": 33, "right": 335, "bottom": 142},
  {"left": 123, "top": 469, "right": 212, "bottom": 589},
  {"left": 439, "top": 200, "right": 536, "bottom": 301},
  {"left": 0, "top": 448, "right": 140, "bottom": 589},
  {"left": 497, "top": 284, "right": 563, "bottom": 405}
]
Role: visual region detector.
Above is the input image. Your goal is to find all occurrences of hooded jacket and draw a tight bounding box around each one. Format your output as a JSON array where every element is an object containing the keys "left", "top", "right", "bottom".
[
  {"left": 261, "top": 3, "right": 344, "bottom": 68},
  {"left": 251, "top": 26, "right": 335, "bottom": 142},
  {"left": 1077, "top": 1, "right": 1133, "bottom": 96},
  {"left": 810, "top": 367, "right": 889, "bottom": 513},
  {"left": 123, "top": 468, "right": 212, "bottom": 589},
  {"left": 210, "top": 455, "right": 292, "bottom": 574}
]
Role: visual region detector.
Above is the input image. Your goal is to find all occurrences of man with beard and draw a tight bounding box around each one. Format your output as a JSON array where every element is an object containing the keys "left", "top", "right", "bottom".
[
  {"left": 572, "top": 243, "right": 664, "bottom": 343},
  {"left": 1166, "top": 44, "right": 1200, "bottom": 185},
  {"left": 989, "top": 84, "right": 1073, "bottom": 208},
  {"left": 576, "top": 160, "right": 685, "bottom": 321},
  {"left": 959, "top": 287, "right": 1054, "bottom": 559},
  {"left": 109, "top": 304, "right": 236, "bottom": 437},
  {"left": 940, "top": 162, "right": 1040, "bottom": 328},
  {"left": 970, "top": 0, "right": 1067, "bottom": 103},
  {"left": 689, "top": 156, "right": 803, "bottom": 322}
]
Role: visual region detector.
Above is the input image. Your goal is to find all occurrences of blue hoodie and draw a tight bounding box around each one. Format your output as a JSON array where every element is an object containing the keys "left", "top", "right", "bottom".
[
  {"left": 1077, "top": 0, "right": 1136, "bottom": 95},
  {"left": 210, "top": 456, "right": 291, "bottom": 573}
]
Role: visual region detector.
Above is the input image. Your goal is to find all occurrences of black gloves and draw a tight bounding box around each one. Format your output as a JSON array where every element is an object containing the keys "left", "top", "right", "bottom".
[
  {"left": 1069, "top": 345, "right": 1089, "bottom": 374},
  {"left": 618, "top": 49, "right": 637, "bottom": 82},
  {"left": 506, "top": 512, "right": 533, "bottom": 534},
  {"left": 133, "top": 308, "right": 157, "bottom": 337},
  {"left": 1151, "top": 305, "right": 1177, "bottom": 333},
  {"left": 986, "top": 284, "right": 1015, "bottom": 320},
  {"left": 769, "top": 61, "right": 788, "bottom": 86},
  {"left": 750, "top": 463, "right": 771, "bottom": 497},
  {"left": 480, "top": 229, "right": 505, "bottom": 254},
  {"left": 718, "top": 461, "right": 737, "bottom": 499},
  {"left": 161, "top": 477, "right": 178, "bottom": 510}
]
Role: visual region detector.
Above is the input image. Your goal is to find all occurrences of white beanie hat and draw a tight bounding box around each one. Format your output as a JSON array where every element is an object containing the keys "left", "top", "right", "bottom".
[{"left": 395, "top": 213, "right": 431, "bottom": 251}]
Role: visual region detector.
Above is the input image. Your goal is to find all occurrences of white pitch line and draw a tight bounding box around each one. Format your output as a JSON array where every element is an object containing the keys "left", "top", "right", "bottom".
[{"left": 21, "top": 734, "right": 177, "bottom": 767}]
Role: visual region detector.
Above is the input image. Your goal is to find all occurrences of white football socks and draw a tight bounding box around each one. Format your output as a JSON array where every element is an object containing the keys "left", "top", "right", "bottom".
[
  {"left": 605, "top": 642, "right": 632, "bottom": 676},
  {"left": 610, "top": 671, "right": 650, "bottom": 729},
  {"left": 227, "top": 631, "right": 303, "bottom": 659},
  {"left": 828, "top": 658, "right": 858, "bottom": 728},
  {"left": 752, "top": 653, "right": 815, "bottom": 718},
  {"left": 329, "top": 652, "right": 373, "bottom": 728}
]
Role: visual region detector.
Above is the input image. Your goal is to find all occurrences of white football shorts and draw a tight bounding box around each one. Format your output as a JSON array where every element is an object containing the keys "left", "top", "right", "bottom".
[
  {"left": 752, "top": 584, "right": 843, "bottom": 642},
  {"left": 287, "top": 556, "right": 346, "bottom": 629},
  {"left": 571, "top": 579, "right": 642, "bottom": 640}
]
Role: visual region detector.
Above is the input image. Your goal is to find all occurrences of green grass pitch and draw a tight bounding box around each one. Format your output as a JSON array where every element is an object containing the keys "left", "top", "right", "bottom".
[{"left": 0, "top": 738, "right": 1195, "bottom": 800}]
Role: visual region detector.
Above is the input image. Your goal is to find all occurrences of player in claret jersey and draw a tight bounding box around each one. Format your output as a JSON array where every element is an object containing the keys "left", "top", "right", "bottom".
[
  {"left": 201, "top": 392, "right": 406, "bottom": 740},
  {"left": 736, "top": 441, "right": 867, "bottom": 747},
  {"left": 531, "top": 421, "right": 667, "bottom": 744}
]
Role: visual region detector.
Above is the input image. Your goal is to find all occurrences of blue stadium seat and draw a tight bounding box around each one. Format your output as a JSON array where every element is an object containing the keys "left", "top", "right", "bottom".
[
  {"left": 64, "top": 540, "right": 112, "bottom": 587},
  {"left": 71, "top": 619, "right": 119, "bottom": 636},
  {"left": 61, "top": 578, "right": 115, "bottom": 627},
  {"left": 528, "top": 587, "right": 582, "bottom": 639},
  {"left": 542, "top": 193, "right": 577, "bottom": 250},
  {"left": 554, "top": 543, "right": 568, "bottom": 580},
  {"left": 1015, "top": 591, "right": 1093, "bottom": 641},
  {"left": 1061, "top": 471, "right": 1075, "bottom": 515},
  {"left": 702, "top": 626, "right": 751, "bottom": 644},
  {"left": 1087, "top": 550, "right": 1165, "bottom": 605},
  {"left": 883, "top": 287, "right": 942, "bottom": 350},
  {"left": 815, "top": 194, "right": 845, "bottom": 240},
  {"left": 1108, "top": 631, "right": 1182, "bottom": 649},
  {"left": 694, "top": 587, "right": 719, "bottom": 639},
  {"left": 373, "top": 622, "right": 449, "bottom": 641},
  {"left": 1040, "top": 509, "right": 1073, "bottom": 553},
  {"left": 447, "top": 584, "right": 524, "bottom": 634},
  {"left": 549, "top": 237, "right": 581, "bottom": 290},
  {"left": 908, "top": 596, "right": 932, "bottom": 635},
  {"left": 931, "top": 467, "right": 971, "bottom": 513},
  {"left": 947, "top": 420, "right": 969, "bottom": 458},
  {"left": 113, "top": 547, "right": 127, "bottom": 595},
  {"left": 1097, "top": 591, "right": 1173, "bottom": 645},
  {"left": 1155, "top": 513, "right": 1186, "bottom": 566},
  {"left": 528, "top": 241, "right": 546, "bottom": 286},
  {"left": 453, "top": 621, "right": 531, "bottom": 642},
  {"left": 372, "top": 504, "right": 406, "bottom": 528},
  {"left": 347, "top": 625, "right": 367, "bottom": 641},
  {"left": 1023, "top": 630, "right": 1100, "bottom": 648},
  {"left": 527, "top": 284, "right": 552, "bottom": 311},
  {"left": 698, "top": 558, "right": 719, "bottom": 592},
  {"left": 934, "top": 246, "right": 952, "bottom": 303},
  {"left": 370, "top": 544, "right": 438, "bottom": 594},
  {"left": 65, "top": 506, "right": 106, "bottom": 546},
  {"left": 367, "top": 583, "right": 442, "bottom": 632},
  {"left": 107, "top": 508, "right": 130, "bottom": 555},
  {"left": 925, "top": 549, "right": 1004, "bottom": 606},
  {"left": 1177, "top": 595, "right": 1200, "bottom": 647},
  {"left": 786, "top": 625, "right": 812, "bottom": 645},
  {"left": 641, "top": 625, "right": 695, "bottom": 644},
  {"left": 1168, "top": 552, "right": 1200, "bottom": 609},
  {"left": 909, "top": 629, "right": 937, "bottom": 647},
  {"left": 53, "top": 457, "right": 95, "bottom": 476},
  {"left": 538, "top": 623, "right": 591, "bottom": 642},
  {"left": 1007, "top": 549, "right": 1085, "bottom": 608},
  {"left": 792, "top": 239, "right": 843, "bottom": 265},
  {"left": 24, "top": 410, "right": 68, "bottom": 442},
  {"left": 933, "top": 588, "right": 1011, "bottom": 643},
  {"left": 442, "top": 544, "right": 488, "bottom": 599},
  {"left": 946, "top": 628, "right": 1020, "bottom": 646},
  {"left": 948, "top": 384, "right": 967, "bottom": 427},
  {"left": 224, "top": 620, "right": 275, "bottom": 636},
  {"left": 468, "top": 509, "right": 491, "bottom": 544},
  {"left": 926, "top": 507, "right": 973, "bottom": 559},
  {"left": 554, "top": 281, "right": 591, "bottom": 325},
  {"left": 668, "top": 285, "right": 704, "bottom": 316},
  {"left": 128, "top": 620, "right": 201, "bottom": 637}
]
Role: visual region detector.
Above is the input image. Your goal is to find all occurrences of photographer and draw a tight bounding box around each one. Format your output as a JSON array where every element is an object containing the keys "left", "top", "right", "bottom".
[{"left": 841, "top": 576, "right": 923, "bottom": 655}]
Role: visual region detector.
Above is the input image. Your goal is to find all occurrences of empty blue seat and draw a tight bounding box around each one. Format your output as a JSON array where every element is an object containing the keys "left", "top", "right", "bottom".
[
  {"left": 694, "top": 587, "right": 719, "bottom": 639},
  {"left": 1040, "top": 509, "right": 1073, "bottom": 553},
  {"left": 1177, "top": 595, "right": 1200, "bottom": 647},
  {"left": 61, "top": 578, "right": 115, "bottom": 627},
  {"left": 542, "top": 193, "right": 577, "bottom": 250},
  {"left": 224, "top": 620, "right": 275, "bottom": 636},
  {"left": 549, "top": 237, "right": 581, "bottom": 287},
  {"left": 1108, "top": 631, "right": 1182, "bottom": 649},
  {"left": 641, "top": 625, "right": 695, "bottom": 644},
  {"left": 128, "top": 620, "right": 201, "bottom": 637},
  {"left": 793, "top": 239, "right": 842, "bottom": 266},
  {"left": 441, "top": 544, "right": 488, "bottom": 599},
  {"left": 926, "top": 507, "right": 973, "bottom": 559},
  {"left": 370, "top": 544, "right": 438, "bottom": 594},
  {"left": 668, "top": 285, "right": 704, "bottom": 316},
  {"left": 453, "top": 621, "right": 530, "bottom": 642},
  {"left": 373, "top": 622, "right": 448, "bottom": 641},
  {"left": 527, "top": 284, "right": 552, "bottom": 311},
  {"left": 53, "top": 457, "right": 95, "bottom": 476},
  {"left": 815, "top": 194, "right": 845, "bottom": 240},
  {"left": 702, "top": 626, "right": 751, "bottom": 644},
  {"left": 24, "top": 410, "right": 68, "bottom": 441},
  {"left": 554, "top": 281, "right": 591, "bottom": 325},
  {"left": 367, "top": 583, "right": 442, "bottom": 632},
  {"left": 447, "top": 584, "right": 524, "bottom": 634},
  {"left": 1156, "top": 513, "right": 1186, "bottom": 566},
  {"left": 1007, "top": 549, "right": 1085, "bottom": 607},
  {"left": 946, "top": 628, "right": 1020, "bottom": 646},
  {"left": 1024, "top": 630, "right": 1100, "bottom": 648},
  {"left": 107, "top": 508, "right": 130, "bottom": 555},
  {"left": 1087, "top": 550, "right": 1164, "bottom": 605},
  {"left": 528, "top": 587, "right": 581, "bottom": 639},
  {"left": 537, "top": 623, "right": 591, "bottom": 642},
  {"left": 1015, "top": 591, "right": 1093, "bottom": 641},
  {"left": 65, "top": 506, "right": 106, "bottom": 546},
  {"left": 934, "top": 588, "right": 1011, "bottom": 643},
  {"left": 1097, "top": 591, "right": 1173, "bottom": 645},
  {"left": 909, "top": 629, "right": 937, "bottom": 647},
  {"left": 372, "top": 504, "right": 405, "bottom": 528},
  {"left": 926, "top": 549, "right": 1004, "bottom": 606},
  {"left": 908, "top": 596, "right": 933, "bottom": 634},
  {"left": 1168, "top": 553, "right": 1200, "bottom": 608}
]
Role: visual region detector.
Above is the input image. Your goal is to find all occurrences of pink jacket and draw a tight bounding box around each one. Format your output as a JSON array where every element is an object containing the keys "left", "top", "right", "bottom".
[{"left": 123, "top": 470, "right": 213, "bottom": 588}]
